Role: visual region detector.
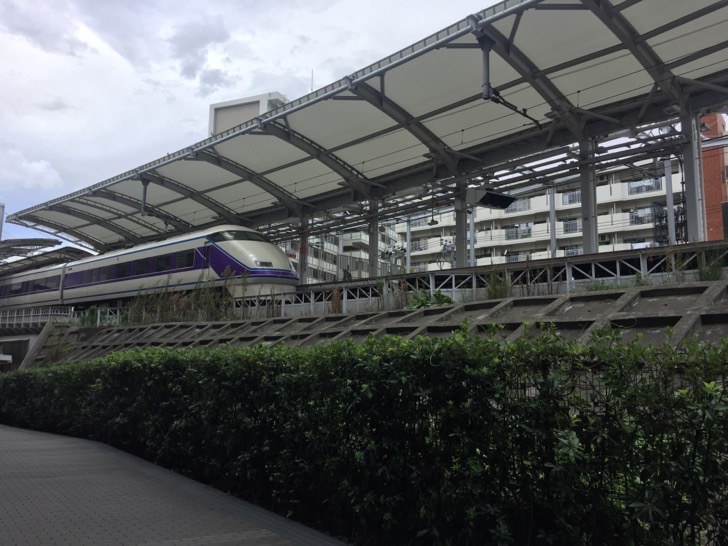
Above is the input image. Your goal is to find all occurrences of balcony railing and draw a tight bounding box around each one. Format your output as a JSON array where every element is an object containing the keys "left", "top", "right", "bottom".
[
  {"left": 563, "top": 219, "right": 582, "bottom": 234},
  {"left": 628, "top": 178, "right": 662, "bottom": 195},
  {"left": 505, "top": 226, "right": 532, "bottom": 240}
]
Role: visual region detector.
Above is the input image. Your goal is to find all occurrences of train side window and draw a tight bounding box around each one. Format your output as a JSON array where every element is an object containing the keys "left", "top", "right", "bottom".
[
  {"left": 155, "top": 254, "right": 173, "bottom": 272},
  {"left": 135, "top": 259, "right": 150, "bottom": 275},
  {"left": 116, "top": 262, "right": 131, "bottom": 279},
  {"left": 176, "top": 250, "right": 194, "bottom": 269},
  {"left": 99, "top": 266, "right": 113, "bottom": 281}
]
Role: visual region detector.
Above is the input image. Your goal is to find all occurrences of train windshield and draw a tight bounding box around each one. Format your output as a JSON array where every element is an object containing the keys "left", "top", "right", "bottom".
[{"left": 210, "top": 230, "right": 271, "bottom": 243}]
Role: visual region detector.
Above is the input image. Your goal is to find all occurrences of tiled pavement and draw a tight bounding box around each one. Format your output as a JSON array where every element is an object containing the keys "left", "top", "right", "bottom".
[{"left": 0, "top": 425, "right": 346, "bottom": 545}]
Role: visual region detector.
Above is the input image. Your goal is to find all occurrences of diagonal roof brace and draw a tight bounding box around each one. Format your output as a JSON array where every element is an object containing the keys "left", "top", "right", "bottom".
[
  {"left": 74, "top": 197, "right": 166, "bottom": 235},
  {"left": 20, "top": 215, "right": 110, "bottom": 252},
  {"left": 139, "top": 171, "right": 242, "bottom": 225},
  {"left": 47, "top": 204, "right": 144, "bottom": 244},
  {"left": 254, "top": 118, "right": 375, "bottom": 200},
  {"left": 343, "top": 78, "right": 461, "bottom": 176},
  {"left": 674, "top": 76, "right": 728, "bottom": 97},
  {"left": 89, "top": 189, "right": 193, "bottom": 232},
  {"left": 194, "top": 150, "right": 310, "bottom": 217},
  {"left": 580, "top": 0, "right": 687, "bottom": 112},
  {"left": 469, "top": 16, "right": 587, "bottom": 140}
]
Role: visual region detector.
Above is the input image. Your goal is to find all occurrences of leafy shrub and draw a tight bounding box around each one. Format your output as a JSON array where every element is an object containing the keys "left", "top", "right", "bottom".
[{"left": 1, "top": 330, "right": 726, "bottom": 544}]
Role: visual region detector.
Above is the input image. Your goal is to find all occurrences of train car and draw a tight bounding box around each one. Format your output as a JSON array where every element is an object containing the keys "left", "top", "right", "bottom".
[{"left": 0, "top": 225, "right": 299, "bottom": 310}]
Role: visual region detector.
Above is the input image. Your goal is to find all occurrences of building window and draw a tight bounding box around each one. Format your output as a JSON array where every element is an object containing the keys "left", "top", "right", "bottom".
[
  {"left": 562, "top": 189, "right": 581, "bottom": 205},
  {"left": 563, "top": 218, "right": 582, "bottom": 234}
]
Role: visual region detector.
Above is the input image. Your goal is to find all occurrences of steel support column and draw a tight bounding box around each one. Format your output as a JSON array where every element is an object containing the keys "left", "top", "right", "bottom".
[
  {"left": 454, "top": 192, "right": 468, "bottom": 268},
  {"left": 469, "top": 209, "right": 476, "bottom": 267},
  {"left": 405, "top": 219, "right": 411, "bottom": 271},
  {"left": 549, "top": 185, "right": 557, "bottom": 258},
  {"left": 580, "top": 140, "right": 598, "bottom": 254},
  {"left": 298, "top": 217, "right": 309, "bottom": 283},
  {"left": 664, "top": 158, "right": 677, "bottom": 244},
  {"left": 368, "top": 200, "right": 379, "bottom": 278},
  {"left": 682, "top": 114, "right": 705, "bottom": 242}
]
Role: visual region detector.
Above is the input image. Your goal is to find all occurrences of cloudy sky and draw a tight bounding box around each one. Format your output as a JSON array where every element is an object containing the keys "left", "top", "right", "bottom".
[{"left": 0, "top": 0, "right": 500, "bottom": 240}]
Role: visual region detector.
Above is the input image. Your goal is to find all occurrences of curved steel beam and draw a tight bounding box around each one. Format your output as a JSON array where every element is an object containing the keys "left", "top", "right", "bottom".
[
  {"left": 580, "top": 0, "right": 685, "bottom": 110},
  {"left": 75, "top": 197, "right": 167, "bottom": 235},
  {"left": 344, "top": 79, "right": 460, "bottom": 175},
  {"left": 141, "top": 172, "right": 241, "bottom": 225},
  {"left": 47, "top": 204, "right": 144, "bottom": 244},
  {"left": 19, "top": 214, "right": 109, "bottom": 252},
  {"left": 255, "top": 120, "right": 374, "bottom": 200},
  {"left": 89, "top": 190, "right": 193, "bottom": 232},
  {"left": 474, "top": 17, "right": 586, "bottom": 140},
  {"left": 195, "top": 151, "right": 308, "bottom": 216}
]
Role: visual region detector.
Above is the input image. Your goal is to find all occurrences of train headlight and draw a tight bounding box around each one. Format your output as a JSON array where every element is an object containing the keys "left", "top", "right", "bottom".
[{"left": 255, "top": 260, "right": 273, "bottom": 267}]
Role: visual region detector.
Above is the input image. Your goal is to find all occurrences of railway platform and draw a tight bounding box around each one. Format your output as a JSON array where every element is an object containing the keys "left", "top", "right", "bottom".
[{"left": 0, "top": 424, "right": 345, "bottom": 545}]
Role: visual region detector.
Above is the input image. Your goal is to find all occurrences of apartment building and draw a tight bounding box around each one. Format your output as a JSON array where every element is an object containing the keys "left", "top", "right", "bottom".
[
  {"left": 395, "top": 160, "right": 683, "bottom": 272},
  {"left": 395, "top": 113, "right": 727, "bottom": 272}
]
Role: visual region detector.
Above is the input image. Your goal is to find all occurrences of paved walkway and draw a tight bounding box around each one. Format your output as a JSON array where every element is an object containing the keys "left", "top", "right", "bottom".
[{"left": 0, "top": 425, "right": 346, "bottom": 545}]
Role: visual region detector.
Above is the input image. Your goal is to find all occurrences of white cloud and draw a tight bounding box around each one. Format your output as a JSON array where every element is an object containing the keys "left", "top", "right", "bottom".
[
  {"left": 0, "top": 148, "right": 64, "bottom": 192},
  {"left": 0, "top": 0, "right": 498, "bottom": 222}
]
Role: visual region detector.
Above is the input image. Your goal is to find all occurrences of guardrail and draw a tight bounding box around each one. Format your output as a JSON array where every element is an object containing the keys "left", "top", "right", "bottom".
[{"left": 0, "top": 307, "right": 75, "bottom": 328}]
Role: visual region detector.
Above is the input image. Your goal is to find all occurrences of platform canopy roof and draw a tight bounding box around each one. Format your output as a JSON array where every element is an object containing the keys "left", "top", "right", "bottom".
[
  {"left": 0, "top": 238, "right": 60, "bottom": 261},
  {"left": 0, "top": 247, "right": 92, "bottom": 277},
  {"left": 8, "top": 0, "right": 728, "bottom": 253}
]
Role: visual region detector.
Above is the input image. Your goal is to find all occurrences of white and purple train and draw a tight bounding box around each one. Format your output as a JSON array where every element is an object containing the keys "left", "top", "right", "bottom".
[{"left": 0, "top": 225, "right": 299, "bottom": 310}]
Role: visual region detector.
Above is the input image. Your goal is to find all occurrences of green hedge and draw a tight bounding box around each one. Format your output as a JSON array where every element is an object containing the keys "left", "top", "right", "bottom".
[{"left": 1, "top": 327, "right": 727, "bottom": 544}]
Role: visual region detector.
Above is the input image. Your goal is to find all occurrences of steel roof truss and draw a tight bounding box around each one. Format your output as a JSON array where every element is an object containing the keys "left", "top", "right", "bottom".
[
  {"left": 255, "top": 119, "right": 374, "bottom": 200},
  {"left": 668, "top": 39, "right": 728, "bottom": 71},
  {"left": 140, "top": 172, "right": 241, "bottom": 225},
  {"left": 639, "top": 0, "right": 728, "bottom": 43},
  {"left": 472, "top": 19, "right": 587, "bottom": 140},
  {"left": 195, "top": 151, "right": 308, "bottom": 216},
  {"left": 48, "top": 204, "right": 144, "bottom": 244},
  {"left": 580, "top": 0, "right": 686, "bottom": 110},
  {"left": 74, "top": 197, "right": 166, "bottom": 235},
  {"left": 21, "top": 215, "right": 108, "bottom": 252},
  {"left": 90, "top": 190, "right": 193, "bottom": 232},
  {"left": 675, "top": 76, "right": 728, "bottom": 97},
  {"left": 345, "top": 79, "right": 460, "bottom": 175}
]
